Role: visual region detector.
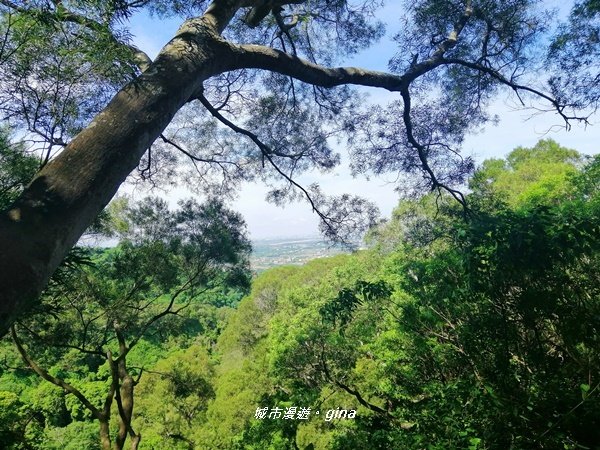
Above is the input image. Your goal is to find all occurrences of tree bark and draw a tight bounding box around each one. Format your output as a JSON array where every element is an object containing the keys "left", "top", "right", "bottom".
[
  {"left": 116, "top": 368, "right": 136, "bottom": 450},
  {"left": 0, "top": 13, "right": 237, "bottom": 335},
  {"left": 99, "top": 419, "right": 112, "bottom": 450},
  {"left": 114, "top": 328, "right": 138, "bottom": 450}
]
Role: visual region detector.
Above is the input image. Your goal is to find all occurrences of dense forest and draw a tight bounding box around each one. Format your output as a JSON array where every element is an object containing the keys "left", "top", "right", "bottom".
[{"left": 1, "top": 135, "right": 599, "bottom": 449}]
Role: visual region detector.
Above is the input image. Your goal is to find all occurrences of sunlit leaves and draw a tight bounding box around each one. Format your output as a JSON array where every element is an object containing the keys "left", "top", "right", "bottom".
[
  {"left": 469, "top": 139, "right": 583, "bottom": 208},
  {"left": 320, "top": 280, "right": 391, "bottom": 328}
]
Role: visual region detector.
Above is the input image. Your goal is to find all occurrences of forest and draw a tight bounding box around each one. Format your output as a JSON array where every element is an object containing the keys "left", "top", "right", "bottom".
[
  {"left": 2, "top": 134, "right": 599, "bottom": 449},
  {"left": 1, "top": 0, "right": 600, "bottom": 448}
]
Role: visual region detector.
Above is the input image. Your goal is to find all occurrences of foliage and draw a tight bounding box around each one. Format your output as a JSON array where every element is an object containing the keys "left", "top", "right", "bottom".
[
  {"left": 393, "top": 200, "right": 600, "bottom": 448},
  {"left": 0, "top": 127, "right": 38, "bottom": 210},
  {"left": 0, "top": 196, "right": 251, "bottom": 449},
  {"left": 0, "top": 0, "right": 598, "bottom": 444},
  {"left": 469, "top": 139, "right": 584, "bottom": 208},
  {"left": 2, "top": 135, "right": 599, "bottom": 448},
  {"left": 134, "top": 346, "right": 215, "bottom": 449},
  {"left": 549, "top": 0, "right": 600, "bottom": 110},
  {"left": 0, "top": 2, "right": 138, "bottom": 161},
  {"left": 181, "top": 140, "right": 600, "bottom": 449},
  {"left": 0, "top": 390, "right": 33, "bottom": 448},
  {"left": 0, "top": 0, "right": 597, "bottom": 376}
]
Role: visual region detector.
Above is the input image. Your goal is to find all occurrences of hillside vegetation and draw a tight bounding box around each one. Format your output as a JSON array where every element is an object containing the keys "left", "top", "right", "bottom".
[{"left": 1, "top": 139, "right": 599, "bottom": 449}]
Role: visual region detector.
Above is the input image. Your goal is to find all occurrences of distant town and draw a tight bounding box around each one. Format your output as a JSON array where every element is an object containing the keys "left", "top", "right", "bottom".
[{"left": 250, "top": 237, "right": 356, "bottom": 271}]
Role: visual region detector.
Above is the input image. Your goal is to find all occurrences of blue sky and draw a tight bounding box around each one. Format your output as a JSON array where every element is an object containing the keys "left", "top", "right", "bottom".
[{"left": 125, "top": 2, "right": 599, "bottom": 239}]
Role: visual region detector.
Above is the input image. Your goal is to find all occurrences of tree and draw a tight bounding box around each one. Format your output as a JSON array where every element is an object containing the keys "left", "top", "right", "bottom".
[
  {"left": 0, "top": 0, "right": 592, "bottom": 333},
  {"left": 363, "top": 145, "right": 600, "bottom": 448},
  {"left": 469, "top": 138, "right": 584, "bottom": 208},
  {"left": 7, "top": 197, "right": 251, "bottom": 449},
  {"left": 203, "top": 142, "right": 600, "bottom": 448},
  {"left": 133, "top": 345, "right": 215, "bottom": 449}
]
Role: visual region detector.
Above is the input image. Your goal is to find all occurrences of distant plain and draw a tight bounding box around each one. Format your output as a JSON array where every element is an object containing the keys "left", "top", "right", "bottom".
[{"left": 250, "top": 237, "right": 350, "bottom": 271}]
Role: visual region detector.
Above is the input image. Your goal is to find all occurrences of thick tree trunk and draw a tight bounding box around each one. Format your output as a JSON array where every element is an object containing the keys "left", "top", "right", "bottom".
[{"left": 0, "top": 18, "right": 235, "bottom": 335}]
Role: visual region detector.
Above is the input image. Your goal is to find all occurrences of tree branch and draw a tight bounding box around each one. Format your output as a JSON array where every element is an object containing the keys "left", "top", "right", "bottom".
[
  {"left": 11, "top": 325, "right": 105, "bottom": 421},
  {"left": 243, "top": 0, "right": 306, "bottom": 28},
  {"left": 399, "top": 86, "right": 469, "bottom": 209},
  {"left": 15, "top": 321, "right": 105, "bottom": 357},
  {"left": 231, "top": 43, "right": 405, "bottom": 91},
  {"left": 320, "top": 349, "right": 389, "bottom": 416},
  {"left": 441, "top": 57, "right": 590, "bottom": 128},
  {"left": 403, "top": 0, "right": 472, "bottom": 82},
  {"left": 229, "top": 1, "right": 473, "bottom": 90},
  {"left": 159, "top": 133, "right": 243, "bottom": 168},
  {"left": 194, "top": 91, "right": 344, "bottom": 238},
  {"left": 125, "top": 262, "right": 207, "bottom": 353}
]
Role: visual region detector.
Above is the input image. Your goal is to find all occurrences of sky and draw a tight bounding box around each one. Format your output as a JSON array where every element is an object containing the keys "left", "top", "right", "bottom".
[{"left": 124, "top": 1, "right": 599, "bottom": 240}]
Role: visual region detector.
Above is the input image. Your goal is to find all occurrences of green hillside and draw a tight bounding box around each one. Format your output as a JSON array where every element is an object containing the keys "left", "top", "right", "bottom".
[{"left": 1, "top": 140, "right": 599, "bottom": 449}]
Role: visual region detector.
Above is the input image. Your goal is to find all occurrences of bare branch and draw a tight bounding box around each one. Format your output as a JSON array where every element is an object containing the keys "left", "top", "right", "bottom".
[
  {"left": 159, "top": 133, "right": 242, "bottom": 168},
  {"left": 273, "top": 7, "right": 298, "bottom": 55}
]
